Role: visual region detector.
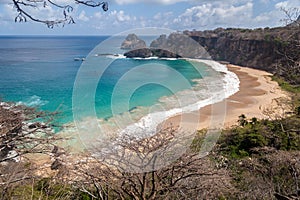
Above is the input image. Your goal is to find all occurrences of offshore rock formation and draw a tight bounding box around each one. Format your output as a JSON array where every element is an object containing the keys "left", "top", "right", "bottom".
[
  {"left": 124, "top": 33, "right": 210, "bottom": 59},
  {"left": 121, "top": 34, "right": 147, "bottom": 50}
]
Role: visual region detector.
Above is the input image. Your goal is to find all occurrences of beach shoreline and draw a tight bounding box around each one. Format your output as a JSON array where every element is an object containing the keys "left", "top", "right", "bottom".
[
  {"left": 61, "top": 61, "right": 291, "bottom": 144},
  {"left": 161, "top": 64, "right": 291, "bottom": 131}
]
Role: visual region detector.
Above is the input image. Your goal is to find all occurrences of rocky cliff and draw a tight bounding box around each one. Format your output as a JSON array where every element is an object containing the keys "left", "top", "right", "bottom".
[
  {"left": 184, "top": 27, "right": 299, "bottom": 72},
  {"left": 185, "top": 26, "right": 300, "bottom": 84},
  {"left": 150, "top": 33, "right": 210, "bottom": 58},
  {"left": 121, "top": 34, "right": 147, "bottom": 50},
  {"left": 123, "top": 26, "right": 300, "bottom": 84}
]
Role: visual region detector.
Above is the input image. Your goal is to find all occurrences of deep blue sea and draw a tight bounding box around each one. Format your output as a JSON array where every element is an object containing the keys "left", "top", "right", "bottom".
[
  {"left": 0, "top": 36, "right": 221, "bottom": 131},
  {"left": 0, "top": 36, "right": 106, "bottom": 124}
]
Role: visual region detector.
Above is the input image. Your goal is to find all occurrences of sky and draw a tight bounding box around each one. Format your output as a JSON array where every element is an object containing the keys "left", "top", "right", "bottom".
[{"left": 0, "top": 0, "right": 299, "bottom": 35}]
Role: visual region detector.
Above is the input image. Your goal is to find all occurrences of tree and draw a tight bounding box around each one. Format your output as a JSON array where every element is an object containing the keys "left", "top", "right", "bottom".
[
  {"left": 271, "top": 7, "right": 300, "bottom": 85},
  {"left": 67, "top": 128, "right": 234, "bottom": 199},
  {"left": 281, "top": 7, "right": 300, "bottom": 27},
  {"left": 238, "top": 114, "right": 248, "bottom": 127},
  {"left": 0, "top": 102, "right": 65, "bottom": 199},
  {"left": 10, "top": 0, "right": 108, "bottom": 28}
]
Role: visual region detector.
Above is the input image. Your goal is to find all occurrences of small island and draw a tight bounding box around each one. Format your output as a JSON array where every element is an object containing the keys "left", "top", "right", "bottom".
[{"left": 121, "top": 33, "right": 147, "bottom": 50}]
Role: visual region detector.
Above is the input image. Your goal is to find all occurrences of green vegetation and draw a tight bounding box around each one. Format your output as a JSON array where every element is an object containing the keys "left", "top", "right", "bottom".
[
  {"left": 5, "top": 178, "right": 95, "bottom": 200},
  {"left": 218, "top": 116, "right": 300, "bottom": 159},
  {"left": 272, "top": 75, "right": 300, "bottom": 115},
  {"left": 272, "top": 76, "right": 300, "bottom": 93},
  {"left": 190, "top": 129, "right": 207, "bottom": 152},
  {"left": 189, "top": 77, "right": 300, "bottom": 198},
  {"left": 189, "top": 112, "right": 300, "bottom": 199}
]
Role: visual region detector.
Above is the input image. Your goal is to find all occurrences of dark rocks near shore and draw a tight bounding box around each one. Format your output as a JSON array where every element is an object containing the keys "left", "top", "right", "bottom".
[
  {"left": 124, "top": 48, "right": 182, "bottom": 58},
  {"left": 124, "top": 48, "right": 153, "bottom": 58}
]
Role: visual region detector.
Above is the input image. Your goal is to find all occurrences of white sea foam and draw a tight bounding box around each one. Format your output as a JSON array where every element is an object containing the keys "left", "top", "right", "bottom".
[
  {"left": 132, "top": 57, "right": 159, "bottom": 60},
  {"left": 17, "top": 95, "right": 48, "bottom": 107},
  {"left": 106, "top": 54, "right": 127, "bottom": 59},
  {"left": 109, "top": 55, "right": 181, "bottom": 61},
  {"left": 94, "top": 53, "right": 127, "bottom": 59},
  {"left": 158, "top": 57, "right": 179, "bottom": 61},
  {"left": 116, "top": 59, "right": 240, "bottom": 138}
]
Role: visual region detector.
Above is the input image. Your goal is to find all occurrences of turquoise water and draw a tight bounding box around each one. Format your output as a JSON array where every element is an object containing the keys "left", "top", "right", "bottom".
[{"left": 0, "top": 36, "right": 211, "bottom": 128}]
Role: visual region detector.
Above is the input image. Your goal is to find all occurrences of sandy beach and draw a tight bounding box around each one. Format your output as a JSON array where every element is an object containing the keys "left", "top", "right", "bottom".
[{"left": 162, "top": 64, "right": 290, "bottom": 131}]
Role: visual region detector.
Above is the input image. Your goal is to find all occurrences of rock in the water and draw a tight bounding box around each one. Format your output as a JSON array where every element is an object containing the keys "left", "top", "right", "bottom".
[
  {"left": 121, "top": 34, "right": 147, "bottom": 50},
  {"left": 124, "top": 48, "right": 153, "bottom": 58}
]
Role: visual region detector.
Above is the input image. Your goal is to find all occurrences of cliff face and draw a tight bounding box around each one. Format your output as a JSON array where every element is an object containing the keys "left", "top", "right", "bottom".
[
  {"left": 149, "top": 33, "right": 210, "bottom": 58},
  {"left": 184, "top": 27, "right": 300, "bottom": 74}
]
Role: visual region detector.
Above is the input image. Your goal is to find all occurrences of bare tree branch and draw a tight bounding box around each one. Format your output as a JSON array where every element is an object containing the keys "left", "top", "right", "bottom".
[
  {"left": 9, "top": 0, "right": 108, "bottom": 28},
  {"left": 0, "top": 101, "right": 68, "bottom": 198},
  {"left": 281, "top": 7, "right": 300, "bottom": 27},
  {"left": 63, "top": 127, "right": 233, "bottom": 199}
]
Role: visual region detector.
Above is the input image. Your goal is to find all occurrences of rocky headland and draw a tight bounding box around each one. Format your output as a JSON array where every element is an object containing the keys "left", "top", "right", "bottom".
[
  {"left": 123, "top": 25, "right": 300, "bottom": 84},
  {"left": 184, "top": 26, "right": 300, "bottom": 74}
]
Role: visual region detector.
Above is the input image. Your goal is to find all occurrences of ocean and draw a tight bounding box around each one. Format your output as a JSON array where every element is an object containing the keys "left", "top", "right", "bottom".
[{"left": 0, "top": 36, "right": 239, "bottom": 137}]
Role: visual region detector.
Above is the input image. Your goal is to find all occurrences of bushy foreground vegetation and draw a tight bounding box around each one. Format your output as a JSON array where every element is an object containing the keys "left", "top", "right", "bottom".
[{"left": 218, "top": 114, "right": 300, "bottom": 199}]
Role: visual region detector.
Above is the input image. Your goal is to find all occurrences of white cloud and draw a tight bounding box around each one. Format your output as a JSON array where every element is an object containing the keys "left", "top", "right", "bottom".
[
  {"left": 87, "top": 9, "right": 138, "bottom": 32},
  {"left": 252, "top": 0, "right": 300, "bottom": 27},
  {"left": 84, "top": 0, "right": 299, "bottom": 33},
  {"left": 1, "top": 0, "right": 299, "bottom": 35},
  {"left": 275, "top": 0, "right": 300, "bottom": 9},
  {"left": 116, "top": 10, "right": 131, "bottom": 22},
  {"left": 153, "top": 12, "right": 173, "bottom": 20},
  {"left": 275, "top": 1, "right": 289, "bottom": 9},
  {"left": 172, "top": 2, "right": 253, "bottom": 29},
  {"left": 78, "top": 10, "right": 89, "bottom": 22},
  {"left": 111, "top": 0, "right": 253, "bottom": 5},
  {"left": 94, "top": 11, "right": 103, "bottom": 19},
  {"left": 112, "top": 0, "right": 188, "bottom": 5},
  {"left": 108, "top": 10, "right": 131, "bottom": 23}
]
